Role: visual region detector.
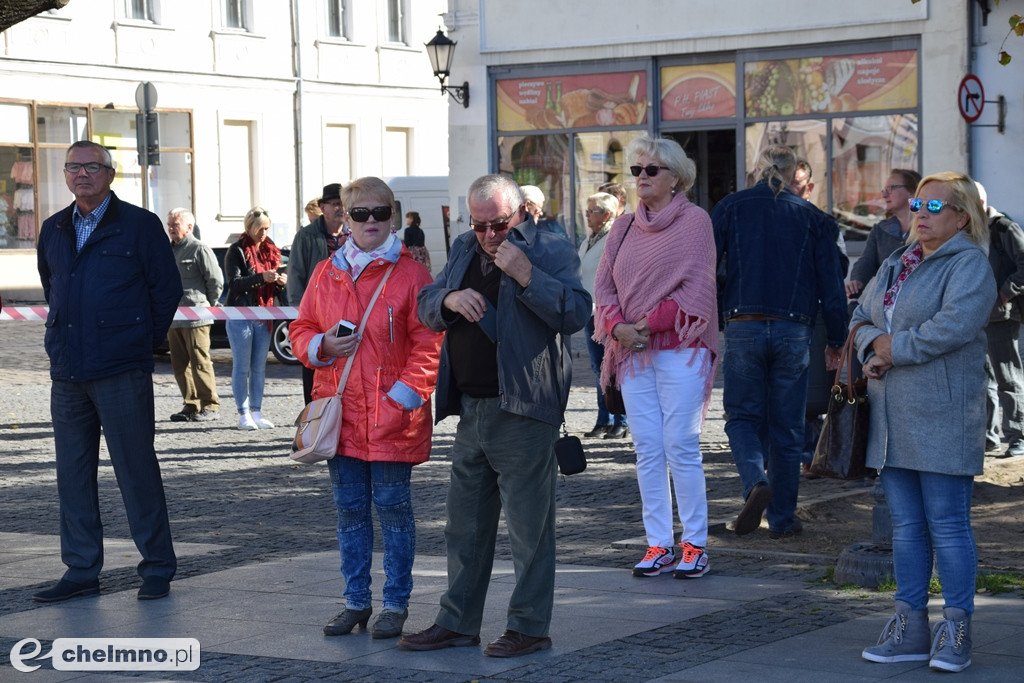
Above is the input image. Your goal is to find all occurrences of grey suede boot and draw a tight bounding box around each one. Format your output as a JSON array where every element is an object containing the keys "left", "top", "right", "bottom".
[
  {"left": 862, "top": 600, "right": 931, "bottom": 663},
  {"left": 929, "top": 607, "right": 972, "bottom": 672}
]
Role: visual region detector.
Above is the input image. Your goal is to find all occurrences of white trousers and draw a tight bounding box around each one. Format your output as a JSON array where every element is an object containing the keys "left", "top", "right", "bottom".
[{"left": 621, "top": 348, "right": 709, "bottom": 548}]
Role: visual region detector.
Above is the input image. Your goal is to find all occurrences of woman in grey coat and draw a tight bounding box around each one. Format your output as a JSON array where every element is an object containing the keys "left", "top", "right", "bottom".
[{"left": 852, "top": 172, "right": 995, "bottom": 674}]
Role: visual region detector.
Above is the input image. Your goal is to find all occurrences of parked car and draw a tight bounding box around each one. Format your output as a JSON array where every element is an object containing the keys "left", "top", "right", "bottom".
[{"left": 157, "top": 245, "right": 299, "bottom": 365}]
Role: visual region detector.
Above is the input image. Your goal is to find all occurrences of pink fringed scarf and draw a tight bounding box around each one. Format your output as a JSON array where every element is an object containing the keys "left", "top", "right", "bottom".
[{"left": 593, "top": 192, "right": 720, "bottom": 413}]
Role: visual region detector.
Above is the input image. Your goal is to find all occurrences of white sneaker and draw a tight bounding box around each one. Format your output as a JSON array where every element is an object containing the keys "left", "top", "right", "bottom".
[
  {"left": 251, "top": 411, "right": 275, "bottom": 429},
  {"left": 238, "top": 413, "right": 258, "bottom": 430}
]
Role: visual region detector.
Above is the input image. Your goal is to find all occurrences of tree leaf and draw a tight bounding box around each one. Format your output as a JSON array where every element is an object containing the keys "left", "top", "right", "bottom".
[{"left": 1000, "top": 51, "right": 1013, "bottom": 66}]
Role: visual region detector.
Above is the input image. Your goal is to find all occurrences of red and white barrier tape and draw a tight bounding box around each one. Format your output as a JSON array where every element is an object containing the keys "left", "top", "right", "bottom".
[{"left": 0, "top": 306, "right": 299, "bottom": 322}]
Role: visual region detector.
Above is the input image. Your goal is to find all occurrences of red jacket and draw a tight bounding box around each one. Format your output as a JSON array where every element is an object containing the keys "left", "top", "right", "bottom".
[{"left": 290, "top": 250, "right": 442, "bottom": 464}]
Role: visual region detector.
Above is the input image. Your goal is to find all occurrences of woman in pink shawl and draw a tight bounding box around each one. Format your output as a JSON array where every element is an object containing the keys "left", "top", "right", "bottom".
[{"left": 594, "top": 135, "right": 719, "bottom": 580}]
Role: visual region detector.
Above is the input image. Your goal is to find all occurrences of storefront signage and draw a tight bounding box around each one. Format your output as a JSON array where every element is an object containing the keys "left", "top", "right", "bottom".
[
  {"left": 496, "top": 71, "right": 648, "bottom": 132},
  {"left": 660, "top": 63, "right": 736, "bottom": 121},
  {"left": 744, "top": 49, "right": 917, "bottom": 118}
]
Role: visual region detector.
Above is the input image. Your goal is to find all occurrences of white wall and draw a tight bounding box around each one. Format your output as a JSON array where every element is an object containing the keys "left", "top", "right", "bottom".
[{"left": 972, "top": 0, "right": 1024, "bottom": 220}]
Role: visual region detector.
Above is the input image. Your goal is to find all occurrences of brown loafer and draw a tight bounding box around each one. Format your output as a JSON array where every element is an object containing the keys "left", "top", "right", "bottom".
[
  {"left": 397, "top": 623, "right": 480, "bottom": 651},
  {"left": 483, "top": 630, "right": 552, "bottom": 658},
  {"left": 735, "top": 482, "right": 772, "bottom": 536}
]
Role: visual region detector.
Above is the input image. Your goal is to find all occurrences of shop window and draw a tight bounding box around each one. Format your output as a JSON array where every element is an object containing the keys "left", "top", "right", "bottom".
[
  {"left": 831, "top": 114, "right": 918, "bottom": 238},
  {"left": 383, "top": 127, "right": 409, "bottom": 177},
  {"left": 0, "top": 148, "right": 35, "bottom": 249},
  {"left": 744, "top": 119, "right": 828, "bottom": 205},
  {"left": 386, "top": 0, "right": 405, "bottom": 44},
  {"left": 148, "top": 152, "right": 194, "bottom": 223},
  {"left": 220, "top": 120, "right": 255, "bottom": 217},
  {"left": 37, "top": 106, "right": 88, "bottom": 145},
  {"left": 0, "top": 104, "right": 31, "bottom": 145},
  {"left": 498, "top": 133, "right": 571, "bottom": 241},
  {"left": 323, "top": 124, "right": 353, "bottom": 185},
  {"left": 572, "top": 130, "right": 643, "bottom": 241},
  {"left": 37, "top": 147, "right": 69, "bottom": 231}
]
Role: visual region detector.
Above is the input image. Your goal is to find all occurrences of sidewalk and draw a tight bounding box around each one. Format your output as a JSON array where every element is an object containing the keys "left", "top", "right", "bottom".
[
  {"left": 1, "top": 320, "right": 1023, "bottom": 680},
  {"left": 1, "top": 539, "right": 1022, "bottom": 682}
]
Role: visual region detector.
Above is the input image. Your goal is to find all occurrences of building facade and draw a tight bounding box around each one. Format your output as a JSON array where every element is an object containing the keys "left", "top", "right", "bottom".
[
  {"left": 440, "top": 1, "right": 1017, "bottom": 244},
  {"left": 0, "top": 0, "right": 450, "bottom": 300}
]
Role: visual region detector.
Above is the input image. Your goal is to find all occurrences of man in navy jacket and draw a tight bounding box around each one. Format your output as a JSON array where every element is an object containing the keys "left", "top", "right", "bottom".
[{"left": 34, "top": 140, "right": 182, "bottom": 602}]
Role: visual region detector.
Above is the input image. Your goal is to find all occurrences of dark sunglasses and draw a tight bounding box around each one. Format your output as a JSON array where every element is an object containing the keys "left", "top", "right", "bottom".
[
  {"left": 909, "top": 198, "right": 960, "bottom": 214},
  {"left": 630, "top": 164, "right": 671, "bottom": 177},
  {"left": 470, "top": 216, "right": 514, "bottom": 233},
  {"left": 348, "top": 206, "right": 393, "bottom": 223}
]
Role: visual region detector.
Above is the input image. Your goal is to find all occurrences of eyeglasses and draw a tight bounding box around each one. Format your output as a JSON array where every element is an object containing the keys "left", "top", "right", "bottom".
[
  {"left": 909, "top": 198, "right": 961, "bottom": 214},
  {"left": 881, "top": 184, "right": 908, "bottom": 195},
  {"left": 247, "top": 209, "right": 269, "bottom": 218},
  {"left": 348, "top": 206, "right": 393, "bottom": 223},
  {"left": 585, "top": 209, "right": 608, "bottom": 215},
  {"left": 63, "top": 162, "right": 112, "bottom": 174},
  {"left": 470, "top": 216, "right": 514, "bottom": 233},
  {"left": 630, "top": 164, "right": 671, "bottom": 177}
]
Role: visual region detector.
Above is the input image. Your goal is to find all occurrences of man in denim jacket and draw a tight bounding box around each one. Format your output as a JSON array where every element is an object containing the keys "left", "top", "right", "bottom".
[
  {"left": 712, "top": 145, "right": 847, "bottom": 540},
  {"left": 403, "top": 174, "right": 590, "bottom": 658}
]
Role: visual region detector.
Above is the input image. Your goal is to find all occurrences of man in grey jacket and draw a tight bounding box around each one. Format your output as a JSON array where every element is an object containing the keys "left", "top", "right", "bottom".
[
  {"left": 287, "top": 182, "right": 346, "bottom": 404},
  {"left": 167, "top": 208, "right": 223, "bottom": 422},
  {"left": 401, "top": 174, "right": 590, "bottom": 658}
]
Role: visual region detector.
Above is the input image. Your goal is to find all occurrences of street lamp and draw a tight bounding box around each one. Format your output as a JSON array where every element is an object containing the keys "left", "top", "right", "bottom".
[{"left": 425, "top": 28, "right": 469, "bottom": 108}]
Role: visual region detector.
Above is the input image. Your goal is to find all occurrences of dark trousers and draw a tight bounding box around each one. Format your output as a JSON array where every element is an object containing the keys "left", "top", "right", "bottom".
[
  {"left": 436, "top": 396, "right": 558, "bottom": 637},
  {"left": 985, "top": 319, "right": 1024, "bottom": 446},
  {"left": 302, "top": 364, "right": 315, "bottom": 406},
  {"left": 51, "top": 370, "right": 177, "bottom": 584}
]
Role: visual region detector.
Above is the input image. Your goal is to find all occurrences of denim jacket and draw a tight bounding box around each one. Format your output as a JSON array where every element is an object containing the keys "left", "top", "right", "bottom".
[
  {"left": 417, "top": 219, "right": 591, "bottom": 426},
  {"left": 711, "top": 180, "right": 849, "bottom": 348}
]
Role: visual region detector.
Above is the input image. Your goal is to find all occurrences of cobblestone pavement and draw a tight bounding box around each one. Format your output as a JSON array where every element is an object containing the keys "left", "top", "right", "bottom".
[{"left": 0, "top": 320, "right": 900, "bottom": 681}]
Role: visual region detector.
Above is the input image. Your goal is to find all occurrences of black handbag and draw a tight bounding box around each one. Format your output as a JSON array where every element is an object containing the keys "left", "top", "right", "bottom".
[
  {"left": 810, "top": 322, "right": 874, "bottom": 480},
  {"left": 554, "top": 430, "right": 586, "bottom": 475}
]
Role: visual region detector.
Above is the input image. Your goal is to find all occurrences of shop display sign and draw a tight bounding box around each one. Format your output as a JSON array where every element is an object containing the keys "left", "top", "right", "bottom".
[
  {"left": 660, "top": 63, "right": 737, "bottom": 121},
  {"left": 496, "top": 71, "right": 648, "bottom": 132},
  {"left": 744, "top": 49, "right": 917, "bottom": 118}
]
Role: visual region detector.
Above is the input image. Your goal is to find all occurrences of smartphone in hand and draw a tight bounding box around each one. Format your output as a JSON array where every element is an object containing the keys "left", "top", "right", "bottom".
[{"left": 335, "top": 320, "right": 356, "bottom": 337}]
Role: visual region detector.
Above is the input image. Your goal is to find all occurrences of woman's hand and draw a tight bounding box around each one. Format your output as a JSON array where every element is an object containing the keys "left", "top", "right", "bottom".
[
  {"left": 320, "top": 332, "right": 361, "bottom": 359},
  {"left": 612, "top": 322, "right": 650, "bottom": 352},
  {"left": 261, "top": 270, "right": 277, "bottom": 283},
  {"left": 845, "top": 280, "right": 864, "bottom": 297},
  {"left": 870, "top": 334, "right": 893, "bottom": 365},
  {"left": 862, "top": 355, "right": 891, "bottom": 380}
]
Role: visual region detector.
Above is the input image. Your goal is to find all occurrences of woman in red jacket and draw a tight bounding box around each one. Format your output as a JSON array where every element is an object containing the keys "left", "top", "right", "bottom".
[{"left": 289, "top": 177, "right": 442, "bottom": 640}]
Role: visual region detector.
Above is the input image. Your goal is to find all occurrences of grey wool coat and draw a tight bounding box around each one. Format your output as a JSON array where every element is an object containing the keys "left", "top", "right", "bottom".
[{"left": 851, "top": 232, "right": 996, "bottom": 476}]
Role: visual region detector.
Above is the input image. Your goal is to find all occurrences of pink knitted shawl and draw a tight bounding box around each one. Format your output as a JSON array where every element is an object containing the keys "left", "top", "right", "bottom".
[{"left": 593, "top": 192, "right": 720, "bottom": 411}]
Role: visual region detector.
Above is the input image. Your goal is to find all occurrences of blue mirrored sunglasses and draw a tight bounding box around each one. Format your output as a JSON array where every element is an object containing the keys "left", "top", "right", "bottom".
[{"left": 909, "top": 198, "right": 960, "bottom": 214}]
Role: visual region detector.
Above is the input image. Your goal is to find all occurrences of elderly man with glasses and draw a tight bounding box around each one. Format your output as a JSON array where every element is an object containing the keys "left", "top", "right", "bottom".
[
  {"left": 401, "top": 174, "right": 590, "bottom": 658},
  {"left": 35, "top": 140, "right": 182, "bottom": 602}
]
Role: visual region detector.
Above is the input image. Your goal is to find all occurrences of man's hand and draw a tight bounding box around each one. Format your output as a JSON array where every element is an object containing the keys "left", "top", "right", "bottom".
[
  {"left": 494, "top": 241, "right": 533, "bottom": 288},
  {"left": 845, "top": 280, "right": 864, "bottom": 297},
  {"left": 825, "top": 345, "right": 843, "bottom": 371},
  {"left": 443, "top": 288, "right": 488, "bottom": 322}
]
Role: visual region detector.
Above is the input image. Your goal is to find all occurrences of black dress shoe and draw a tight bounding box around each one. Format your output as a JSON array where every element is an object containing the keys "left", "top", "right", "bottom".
[
  {"left": 484, "top": 630, "right": 552, "bottom": 658},
  {"left": 33, "top": 579, "right": 99, "bottom": 603},
  {"left": 397, "top": 623, "right": 480, "bottom": 650},
  {"left": 138, "top": 576, "right": 170, "bottom": 600},
  {"left": 735, "top": 482, "right": 772, "bottom": 536},
  {"left": 583, "top": 424, "right": 611, "bottom": 438},
  {"left": 768, "top": 519, "right": 804, "bottom": 540},
  {"left": 323, "top": 607, "right": 372, "bottom": 636},
  {"left": 170, "top": 409, "right": 196, "bottom": 422},
  {"left": 603, "top": 424, "right": 630, "bottom": 439}
]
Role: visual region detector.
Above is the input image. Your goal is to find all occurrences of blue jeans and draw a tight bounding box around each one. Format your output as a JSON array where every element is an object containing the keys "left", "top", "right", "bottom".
[
  {"left": 50, "top": 370, "right": 176, "bottom": 584},
  {"left": 584, "top": 316, "right": 626, "bottom": 427},
  {"left": 723, "top": 319, "right": 811, "bottom": 533},
  {"left": 328, "top": 456, "right": 415, "bottom": 612},
  {"left": 226, "top": 320, "right": 271, "bottom": 414},
  {"left": 881, "top": 466, "right": 976, "bottom": 614}
]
